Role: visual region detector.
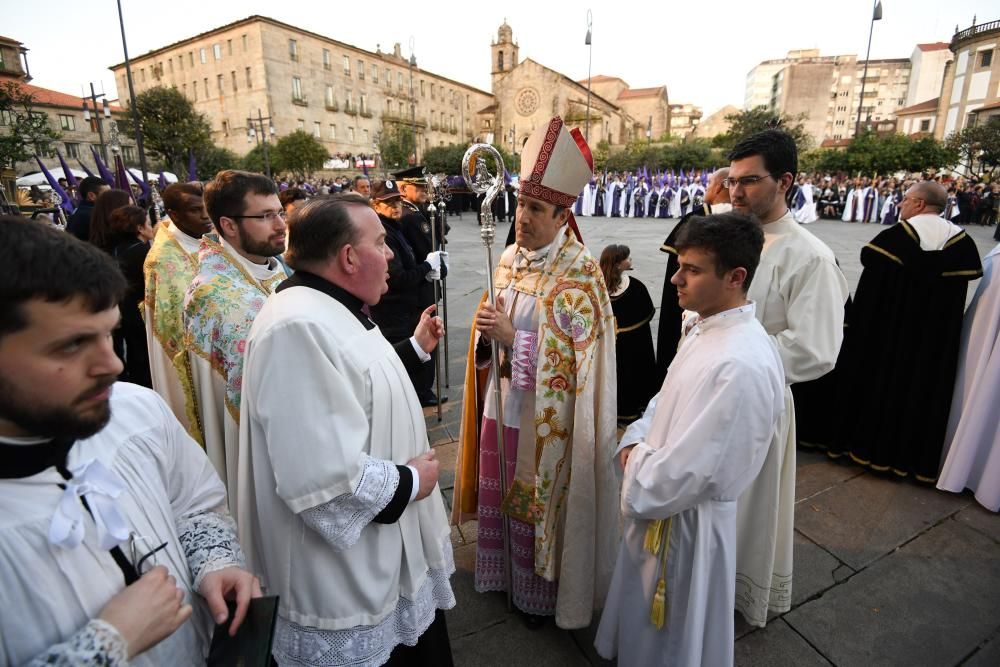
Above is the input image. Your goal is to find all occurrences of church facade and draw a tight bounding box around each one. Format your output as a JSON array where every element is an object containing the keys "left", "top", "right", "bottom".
[{"left": 483, "top": 22, "right": 672, "bottom": 152}]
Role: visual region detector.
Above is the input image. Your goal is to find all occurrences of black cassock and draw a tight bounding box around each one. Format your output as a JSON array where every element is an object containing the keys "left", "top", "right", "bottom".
[
  {"left": 611, "top": 276, "right": 657, "bottom": 423},
  {"left": 830, "top": 221, "right": 982, "bottom": 481}
]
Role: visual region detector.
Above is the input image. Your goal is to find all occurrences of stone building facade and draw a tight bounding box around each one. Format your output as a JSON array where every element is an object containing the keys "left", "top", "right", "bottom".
[
  {"left": 1, "top": 35, "right": 133, "bottom": 177},
  {"left": 109, "top": 15, "right": 493, "bottom": 162},
  {"left": 935, "top": 19, "right": 1000, "bottom": 139}
]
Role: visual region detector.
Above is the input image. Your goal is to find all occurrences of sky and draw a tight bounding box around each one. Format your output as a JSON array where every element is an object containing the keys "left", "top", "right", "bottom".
[{"left": 4, "top": 0, "right": 995, "bottom": 118}]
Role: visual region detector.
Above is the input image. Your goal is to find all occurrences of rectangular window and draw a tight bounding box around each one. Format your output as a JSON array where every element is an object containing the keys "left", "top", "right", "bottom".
[
  {"left": 168, "top": 60, "right": 173, "bottom": 74},
  {"left": 193, "top": 81, "right": 198, "bottom": 101},
  {"left": 227, "top": 39, "right": 233, "bottom": 56},
  {"left": 314, "top": 121, "right": 321, "bottom": 138},
  {"left": 981, "top": 50, "right": 994, "bottom": 68},
  {"left": 399, "top": 101, "right": 404, "bottom": 115},
  {"left": 385, "top": 99, "right": 392, "bottom": 113},
  {"left": 231, "top": 71, "right": 237, "bottom": 92},
  {"left": 343, "top": 55, "right": 350, "bottom": 74},
  {"left": 371, "top": 65, "right": 378, "bottom": 83},
  {"left": 183, "top": 83, "right": 187, "bottom": 97},
  {"left": 242, "top": 34, "right": 248, "bottom": 50},
  {"left": 292, "top": 76, "right": 303, "bottom": 101},
  {"left": 140, "top": 69, "right": 145, "bottom": 83},
  {"left": 363, "top": 129, "right": 370, "bottom": 144},
  {"left": 420, "top": 80, "right": 425, "bottom": 97},
  {"left": 345, "top": 90, "right": 353, "bottom": 111},
  {"left": 179, "top": 55, "right": 184, "bottom": 70},
  {"left": 360, "top": 94, "right": 367, "bottom": 114},
  {"left": 213, "top": 44, "right": 222, "bottom": 60},
  {"left": 64, "top": 142, "right": 80, "bottom": 158},
  {"left": 348, "top": 126, "right": 355, "bottom": 142},
  {"left": 397, "top": 72, "right": 403, "bottom": 90},
  {"left": 920, "top": 119, "right": 931, "bottom": 132},
  {"left": 323, "top": 49, "right": 331, "bottom": 70},
  {"left": 358, "top": 60, "right": 364, "bottom": 80},
  {"left": 430, "top": 83, "right": 435, "bottom": 99},
  {"left": 217, "top": 74, "right": 224, "bottom": 96},
  {"left": 246, "top": 67, "right": 252, "bottom": 88},
  {"left": 329, "top": 124, "right": 336, "bottom": 140},
  {"left": 200, "top": 48, "right": 207, "bottom": 64},
  {"left": 59, "top": 114, "right": 75, "bottom": 131},
  {"left": 289, "top": 39, "right": 298, "bottom": 61},
  {"left": 189, "top": 51, "right": 194, "bottom": 67},
  {"left": 385, "top": 68, "right": 390, "bottom": 87},
  {"left": 222, "top": 120, "right": 230, "bottom": 136},
  {"left": 325, "top": 85, "right": 335, "bottom": 107},
  {"left": 123, "top": 146, "right": 136, "bottom": 162},
  {"left": 204, "top": 78, "right": 209, "bottom": 98},
  {"left": 297, "top": 119, "right": 305, "bottom": 130}
]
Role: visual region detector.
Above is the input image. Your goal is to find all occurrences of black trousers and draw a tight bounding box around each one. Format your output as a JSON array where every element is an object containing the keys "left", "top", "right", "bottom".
[{"left": 384, "top": 610, "right": 454, "bottom": 666}]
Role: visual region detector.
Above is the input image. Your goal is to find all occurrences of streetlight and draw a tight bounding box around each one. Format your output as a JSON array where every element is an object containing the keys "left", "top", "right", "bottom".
[
  {"left": 81, "top": 83, "right": 111, "bottom": 163},
  {"left": 585, "top": 9, "right": 593, "bottom": 144},
  {"left": 409, "top": 37, "right": 418, "bottom": 165},
  {"left": 115, "top": 0, "right": 150, "bottom": 190},
  {"left": 247, "top": 109, "right": 275, "bottom": 179},
  {"left": 854, "top": 0, "right": 883, "bottom": 138}
]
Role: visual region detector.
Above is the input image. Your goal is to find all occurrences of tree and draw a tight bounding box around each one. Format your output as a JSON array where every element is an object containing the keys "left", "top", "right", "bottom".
[
  {"left": 0, "top": 80, "right": 61, "bottom": 171},
  {"left": 272, "top": 130, "right": 329, "bottom": 178},
  {"left": 193, "top": 144, "right": 241, "bottom": 180},
  {"left": 119, "top": 86, "right": 212, "bottom": 174},
  {"left": 377, "top": 123, "right": 415, "bottom": 171},
  {"left": 422, "top": 144, "right": 468, "bottom": 174},
  {"left": 945, "top": 117, "right": 1000, "bottom": 180},
  {"left": 241, "top": 142, "right": 284, "bottom": 175},
  {"left": 716, "top": 106, "right": 813, "bottom": 156},
  {"left": 806, "top": 131, "right": 956, "bottom": 176}
]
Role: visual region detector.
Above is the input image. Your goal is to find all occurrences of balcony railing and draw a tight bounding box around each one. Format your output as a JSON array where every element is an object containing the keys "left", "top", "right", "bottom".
[{"left": 952, "top": 20, "right": 1000, "bottom": 49}]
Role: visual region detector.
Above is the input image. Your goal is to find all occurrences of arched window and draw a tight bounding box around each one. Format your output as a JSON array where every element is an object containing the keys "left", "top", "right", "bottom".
[{"left": 497, "top": 52, "right": 504, "bottom": 71}]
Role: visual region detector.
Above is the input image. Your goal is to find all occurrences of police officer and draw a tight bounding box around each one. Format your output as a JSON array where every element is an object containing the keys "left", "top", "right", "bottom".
[
  {"left": 393, "top": 166, "right": 449, "bottom": 407},
  {"left": 368, "top": 179, "right": 445, "bottom": 405}
]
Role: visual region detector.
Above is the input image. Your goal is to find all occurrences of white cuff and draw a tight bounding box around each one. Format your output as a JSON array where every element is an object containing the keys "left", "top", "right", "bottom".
[
  {"left": 410, "top": 336, "right": 432, "bottom": 362},
  {"left": 407, "top": 465, "right": 420, "bottom": 502}
]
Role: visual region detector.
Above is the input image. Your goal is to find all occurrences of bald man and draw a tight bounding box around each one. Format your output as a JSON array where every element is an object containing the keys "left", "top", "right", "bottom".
[
  {"left": 653, "top": 168, "right": 730, "bottom": 383},
  {"left": 831, "top": 180, "right": 983, "bottom": 482}
]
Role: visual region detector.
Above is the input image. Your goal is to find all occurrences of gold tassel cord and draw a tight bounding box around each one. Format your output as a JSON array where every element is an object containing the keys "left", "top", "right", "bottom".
[{"left": 645, "top": 517, "right": 674, "bottom": 629}]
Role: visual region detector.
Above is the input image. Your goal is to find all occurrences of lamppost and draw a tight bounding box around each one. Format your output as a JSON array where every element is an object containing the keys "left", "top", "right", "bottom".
[
  {"left": 409, "top": 37, "right": 418, "bottom": 165},
  {"left": 81, "top": 83, "right": 111, "bottom": 163},
  {"left": 115, "top": 0, "right": 150, "bottom": 189},
  {"left": 585, "top": 9, "right": 593, "bottom": 144},
  {"left": 247, "top": 109, "right": 275, "bottom": 179},
  {"left": 854, "top": 0, "right": 883, "bottom": 138}
]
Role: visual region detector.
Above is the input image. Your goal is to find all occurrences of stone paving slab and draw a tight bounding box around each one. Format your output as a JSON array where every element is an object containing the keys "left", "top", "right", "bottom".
[
  {"left": 735, "top": 618, "right": 832, "bottom": 666},
  {"left": 450, "top": 611, "right": 588, "bottom": 666},
  {"left": 953, "top": 503, "right": 1000, "bottom": 544},
  {"left": 796, "top": 449, "right": 866, "bottom": 503},
  {"left": 963, "top": 627, "right": 1000, "bottom": 666},
  {"left": 791, "top": 530, "right": 855, "bottom": 608},
  {"left": 785, "top": 520, "right": 1000, "bottom": 667},
  {"left": 794, "top": 473, "right": 970, "bottom": 571}
]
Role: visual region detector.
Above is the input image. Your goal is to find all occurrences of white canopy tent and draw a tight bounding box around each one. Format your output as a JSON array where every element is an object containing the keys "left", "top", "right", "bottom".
[{"left": 16, "top": 168, "right": 89, "bottom": 187}]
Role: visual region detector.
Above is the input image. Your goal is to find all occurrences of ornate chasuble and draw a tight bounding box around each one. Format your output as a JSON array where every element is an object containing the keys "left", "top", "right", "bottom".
[
  {"left": 183, "top": 238, "right": 286, "bottom": 423},
  {"left": 491, "top": 228, "right": 617, "bottom": 582}
]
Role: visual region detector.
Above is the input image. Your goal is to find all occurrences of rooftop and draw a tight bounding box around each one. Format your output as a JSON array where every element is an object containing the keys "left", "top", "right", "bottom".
[
  {"left": 618, "top": 86, "right": 665, "bottom": 100},
  {"left": 0, "top": 74, "right": 124, "bottom": 112},
  {"left": 916, "top": 42, "right": 950, "bottom": 51},
  {"left": 894, "top": 97, "right": 940, "bottom": 115}
]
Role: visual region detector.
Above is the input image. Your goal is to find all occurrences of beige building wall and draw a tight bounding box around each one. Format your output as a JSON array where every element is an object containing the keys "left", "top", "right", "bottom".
[
  {"left": 110, "top": 16, "right": 492, "bottom": 163},
  {"left": 936, "top": 20, "right": 1000, "bottom": 140},
  {"left": 906, "top": 43, "right": 951, "bottom": 107},
  {"left": 669, "top": 103, "right": 702, "bottom": 137},
  {"left": 692, "top": 104, "right": 740, "bottom": 139}
]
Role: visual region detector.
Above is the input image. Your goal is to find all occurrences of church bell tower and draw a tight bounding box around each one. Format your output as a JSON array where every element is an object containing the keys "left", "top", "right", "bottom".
[{"left": 491, "top": 21, "right": 519, "bottom": 91}]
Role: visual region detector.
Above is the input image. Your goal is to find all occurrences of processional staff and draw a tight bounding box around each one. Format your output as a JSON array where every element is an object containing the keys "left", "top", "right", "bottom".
[{"left": 462, "top": 144, "right": 514, "bottom": 610}]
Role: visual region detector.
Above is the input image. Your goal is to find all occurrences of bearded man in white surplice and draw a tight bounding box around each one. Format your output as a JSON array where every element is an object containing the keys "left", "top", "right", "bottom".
[{"left": 595, "top": 212, "right": 785, "bottom": 666}]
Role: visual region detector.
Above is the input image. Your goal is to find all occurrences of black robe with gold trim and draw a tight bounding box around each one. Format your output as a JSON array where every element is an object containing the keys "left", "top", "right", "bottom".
[
  {"left": 611, "top": 277, "right": 657, "bottom": 423},
  {"left": 831, "top": 220, "right": 983, "bottom": 481}
]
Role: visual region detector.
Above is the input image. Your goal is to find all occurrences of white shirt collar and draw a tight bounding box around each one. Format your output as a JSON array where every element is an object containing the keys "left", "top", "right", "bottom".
[
  {"left": 220, "top": 237, "right": 281, "bottom": 280},
  {"left": 683, "top": 301, "right": 756, "bottom": 336}
]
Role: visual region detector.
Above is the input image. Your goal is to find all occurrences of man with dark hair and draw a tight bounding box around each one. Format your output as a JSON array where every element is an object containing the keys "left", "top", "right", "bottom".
[
  {"left": 833, "top": 181, "right": 982, "bottom": 480},
  {"left": 726, "top": 129, "right": 848, "bottom": 627},
  {"left": 278, "top": 187, "right": 309, "bottom": 214},
  {"left": 237, "top": 194, "right": 455, "bottom": 666},
  {"left": 0, "top": 217, "right": 259, "bottom": 665},
  {"left": 143, "top": 182, "right": 213, "bottom": 438},
  {"left": 183, "top": 170, "right": 287, "bottom": 496},
  {"left": 596, "top": 213, "right": 784, "bottom": 665},
  {"left": 654, "top": 167, "right": 731, "bottom": 384},
  {"left": 353, "top": 175, "right": 371, "bottom": 199},
  {"left": 66, "top": 176, "right": 110, "bottom": 241}
]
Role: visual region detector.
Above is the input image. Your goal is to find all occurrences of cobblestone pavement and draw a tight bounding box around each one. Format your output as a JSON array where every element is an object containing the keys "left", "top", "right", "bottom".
[{"left": 423, "top": 214, "right": 1000, "bottom": 666}]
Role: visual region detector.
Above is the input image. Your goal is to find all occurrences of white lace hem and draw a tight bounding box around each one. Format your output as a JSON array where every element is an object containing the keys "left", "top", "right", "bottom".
[
  {"left": 273, "top": 541, "right": 456, "bottom": 667},
  {"left": 25, "top": 618, "right": 129, "bottom": 666},
  {"left": 300, "top": 455, "right": 399, "bottom": 551}
]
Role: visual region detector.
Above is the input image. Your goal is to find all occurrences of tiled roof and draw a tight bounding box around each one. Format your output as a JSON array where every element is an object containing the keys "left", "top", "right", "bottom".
[
  {"left": 0, "top": 75, "right": 124, "bottom": 112},
  {"left": 618, "top": 86, "right": 663, "bottom": 99},
  {"left": 917, "top": 42, "right": 950, "bottom": 51},
  {"left": 894, "top": 97, "right": 939, "bottom": 115}
]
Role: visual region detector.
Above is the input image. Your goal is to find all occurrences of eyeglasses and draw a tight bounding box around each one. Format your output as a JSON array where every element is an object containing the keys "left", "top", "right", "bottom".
[
  {"left": 230, "top": 210, "right": 287, "bottom": 223},
  {"left": 723, "top": 175, "right": 774, "bottom": 189},
  {"left": 901, "top": 196, "right": 925, "bottom": 205},
  {"left": 129, "top": 533, "right": 169, "bottom": 575}
]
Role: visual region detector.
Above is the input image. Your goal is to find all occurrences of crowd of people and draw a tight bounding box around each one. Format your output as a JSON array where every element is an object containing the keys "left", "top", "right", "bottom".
[{"left": 1, "top": 117, "right": 997, "bottom": 667}]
